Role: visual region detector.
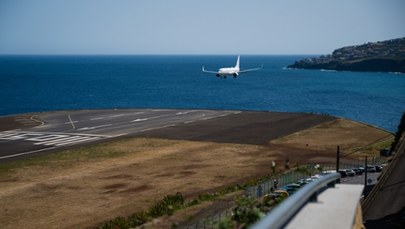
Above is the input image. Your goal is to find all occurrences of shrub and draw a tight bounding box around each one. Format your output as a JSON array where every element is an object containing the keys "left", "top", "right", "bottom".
[
  {"left": 99, "top": 217, "right": 130, "bottom": 229},
  {"left": 127, "top": 211, "right": 150, "bottom": 227},
  {"left": 149, "top": 202, "right": 168, "bottom": 217},
  {"left": 232, "top": 197, "right": 264, "bottom": 228},
  {"left": 162, "top": 192, "right": 184, "bottom": 209},
  {"left": 149, "top": 193, "right": 185, "bottom": 217},
  {"left": 98, "top": 193, "right": 185, "bottom": 228}
]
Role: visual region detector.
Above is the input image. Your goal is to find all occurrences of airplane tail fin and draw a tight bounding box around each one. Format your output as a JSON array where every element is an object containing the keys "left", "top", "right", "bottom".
[{"left": 235, "top": 55, "right": 240, "bottom": 70}]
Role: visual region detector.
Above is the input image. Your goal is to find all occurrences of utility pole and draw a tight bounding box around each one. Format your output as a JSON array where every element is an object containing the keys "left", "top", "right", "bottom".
[
  {"left": 364, "top": 156, "right": 368, "bottom": 195},
  {"left": 336, "top": 145, "right": 340, "bottom": 183},
  {"left": 336, "top": 145, "right": 340, "bottom": 172}
]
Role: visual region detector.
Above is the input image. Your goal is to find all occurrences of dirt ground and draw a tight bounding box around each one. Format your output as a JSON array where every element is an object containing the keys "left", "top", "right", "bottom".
[{"left": 0, "top": 118, "right": 393, "bottom": 229}]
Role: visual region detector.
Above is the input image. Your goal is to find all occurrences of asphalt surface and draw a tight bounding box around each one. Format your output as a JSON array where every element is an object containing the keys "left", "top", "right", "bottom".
[
  {"left": 341, "top": 172, "right": 381, "bottom": 186},
  {"left": 0, "top": 109, "right": 336, "bottom": 162}
]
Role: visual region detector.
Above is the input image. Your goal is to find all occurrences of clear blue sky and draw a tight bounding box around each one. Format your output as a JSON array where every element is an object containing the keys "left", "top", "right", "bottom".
[{"left": 1, "top": 0, "right": 404, "bottom": 55}]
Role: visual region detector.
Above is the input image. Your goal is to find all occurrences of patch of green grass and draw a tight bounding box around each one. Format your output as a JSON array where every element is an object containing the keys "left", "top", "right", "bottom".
[
  {"left": 209, "top": 194, "right": 288, "bottom": 229},
  {"left": 372, "top": 138, "right": 394, "bottom": 150},
  {"left": 98, "top": 184, "right": 248, "bottom": 228},
  {"left": 99, "top": 193, "right": 185, "bottom": 229},
  {"left": 348, "top": 136, "right": 394, "bottom": 157}
]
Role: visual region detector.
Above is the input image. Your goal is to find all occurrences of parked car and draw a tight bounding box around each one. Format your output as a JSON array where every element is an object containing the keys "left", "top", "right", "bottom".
[
  {"left": 338, "top": 170, "right": 347, "bottom": 178},
  {"left": 304, "top": 178, "right": 317, "bottom": 183},
  {"left": 310, "top": 175, "right": 321, "bottom": 180},
  {"left": 345, "top": 169, "right": 356, "bottom": 177},
  {"left": 373, "top": 164, "right": 383, "bottom": 172},
  {"left": 281, "top": 184, "right": 301, "bottom": 195},
  {"left": 319, "top": 170, "right": 336, "bottom": 176},
  {"left": 273, "top": 189, "right": 289, "bottom": 197},
  {"left": 296, "top": 179, "right": 310, "bottom": 187},
  {"left": 352, "top": 168, "right": 364, "bottom": 175},
  {"left": 367, "top": 165, "right": 377, "bottom": 173}
]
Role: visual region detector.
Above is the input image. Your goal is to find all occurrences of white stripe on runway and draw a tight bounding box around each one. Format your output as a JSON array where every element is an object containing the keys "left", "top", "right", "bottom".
[
  {"left": 55, "top": 137, "right": 100, "bottom": 146},
  {"left": 0, "top": 147, "right": 57, "bottom": 160},
  {"left": 0, "top": 130, "right": 111, "bottom": 148},
  {"left": 77, "top": 124, "right": 112, "bottom": 131},
  {"left": 132, "top": 118, "right": 148, "bottom": 122},
  {"left": 37, "top": 136, "right": 86, "bottom": 146},
  {"left": 26, "top": 135, "right": 67, "bottom": 142},
  {"left": 90, "top": 117, "right": 104, "bottom": 120}
]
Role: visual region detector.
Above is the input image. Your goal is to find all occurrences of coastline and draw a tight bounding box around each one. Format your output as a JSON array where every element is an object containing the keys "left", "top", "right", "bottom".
[{"left": 288, "top": 37, "right": 405, "bottom": 73}]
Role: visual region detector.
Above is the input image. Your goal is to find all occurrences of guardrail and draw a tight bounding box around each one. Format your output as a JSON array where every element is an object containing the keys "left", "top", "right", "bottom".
[
  {"left": 186, "top": 160, "right": 384, "bottom": 228},
  {"left": 251, "top": 172, "right": 341, "bottom": 229}
]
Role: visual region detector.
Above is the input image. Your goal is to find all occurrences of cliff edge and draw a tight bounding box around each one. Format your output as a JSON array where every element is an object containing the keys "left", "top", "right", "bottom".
[{"left": 288, "top": 37, "right": 405, "bottom": 73}]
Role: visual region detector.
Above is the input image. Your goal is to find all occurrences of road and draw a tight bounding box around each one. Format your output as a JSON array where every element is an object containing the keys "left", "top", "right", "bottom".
[
  {"left": 0, "top": 109, "right": 336, "bottom": 161},
  {"left": 341, "top": 172, "right": 380, "bottom": 186}
]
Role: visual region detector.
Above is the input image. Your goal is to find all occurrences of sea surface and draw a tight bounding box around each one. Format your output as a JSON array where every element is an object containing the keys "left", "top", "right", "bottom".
[{"left": 0, "top": 55, "right": 404, "bottom": 132}]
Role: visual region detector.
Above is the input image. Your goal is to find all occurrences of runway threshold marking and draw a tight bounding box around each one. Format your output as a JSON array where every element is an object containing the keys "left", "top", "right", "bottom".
[{"left": 0, "top": 131, "right": 111, "bottom": 147}]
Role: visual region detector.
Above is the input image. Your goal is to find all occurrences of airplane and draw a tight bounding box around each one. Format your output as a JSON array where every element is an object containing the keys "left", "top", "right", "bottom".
[{"left": 202, "top": 55, "right": 263, "bottom": 78}]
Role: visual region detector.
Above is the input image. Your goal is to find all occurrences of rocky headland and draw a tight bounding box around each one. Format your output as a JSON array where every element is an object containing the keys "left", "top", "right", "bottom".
[{"left": 288, "top": 37, "right": 405, "bottom": 73}]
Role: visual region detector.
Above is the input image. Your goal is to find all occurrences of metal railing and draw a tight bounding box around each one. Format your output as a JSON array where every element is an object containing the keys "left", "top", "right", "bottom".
[
  {"left": 187, "top": 159, "right": 385, "bottom": 228},
  {"left": 250, "top": 172, "right": 341, "bottom": 229}
]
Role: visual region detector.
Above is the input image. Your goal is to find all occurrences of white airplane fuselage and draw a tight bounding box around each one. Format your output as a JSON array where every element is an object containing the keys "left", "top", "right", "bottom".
[{"left": 218, "top": 66, "right": 240, "bottom": 76}]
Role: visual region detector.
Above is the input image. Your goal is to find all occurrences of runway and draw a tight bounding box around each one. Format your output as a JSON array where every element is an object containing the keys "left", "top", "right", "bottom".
[{"left": 0, "top": 109, "right": 336, "bottom": 161}]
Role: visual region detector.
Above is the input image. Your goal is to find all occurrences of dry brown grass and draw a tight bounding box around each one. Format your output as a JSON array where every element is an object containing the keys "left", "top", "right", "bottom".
[{"left": 0, "top": 119, "right": 393, "bottom": 229}]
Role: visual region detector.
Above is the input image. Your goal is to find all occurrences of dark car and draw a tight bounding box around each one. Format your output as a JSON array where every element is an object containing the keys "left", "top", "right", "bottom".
[
  {"left": 281, "top": 184, "right": 301, "bottom": 195},
  {"left": 338, "top": 170, "right": 347, "bottom": 178},
  {"left": 352, "top": 167, "right": 364, "bottom": 175},
  {"left": 345, "top": 169, "right": 355, "bottom": 177},
  {"left": 373, "top": 164, "right": 383, "bottom": 172}
]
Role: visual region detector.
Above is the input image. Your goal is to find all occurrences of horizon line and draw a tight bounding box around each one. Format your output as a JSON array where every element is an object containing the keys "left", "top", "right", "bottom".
[{"left": 0, "top": 53, "right": 324, "bottom": 56}]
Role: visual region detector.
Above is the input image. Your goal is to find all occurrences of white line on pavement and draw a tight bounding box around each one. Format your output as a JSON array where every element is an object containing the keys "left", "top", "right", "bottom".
[
  {"left": 54, "top": 136, "right": 100, "bottom": 146},
  {"left": 36, "top": 136, "right": 87, "bottom": 146},
  {"left": 0, "top": 147, "right": 58, "bottom": 160},
  {"left": 77, "top": 124, "right": 112, "bottom": 131},
  {"left": 90, "top": 117, "right": 104, "bottom": 120},
  {"left": 132, "top": 118, "right": 149, "bottom": 122}
]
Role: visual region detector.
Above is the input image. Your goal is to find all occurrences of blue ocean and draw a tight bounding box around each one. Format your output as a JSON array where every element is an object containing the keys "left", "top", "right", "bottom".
[{"left": 0, "top": 55, "right": 404, "bottom": 132}]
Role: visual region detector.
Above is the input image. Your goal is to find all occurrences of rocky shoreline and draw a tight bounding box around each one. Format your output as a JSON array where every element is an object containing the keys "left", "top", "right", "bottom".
[{"left": 288, "top": 37, "right": 405, "bottom": 73}]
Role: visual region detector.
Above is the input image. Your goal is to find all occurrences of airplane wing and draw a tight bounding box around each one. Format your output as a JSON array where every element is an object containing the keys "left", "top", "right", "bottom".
[
  {"left": 239, "top": 64, "right": 264, "bottom": 73},
  {"left": 202, "top": 66, "right": 219, "bottom": 74}
]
